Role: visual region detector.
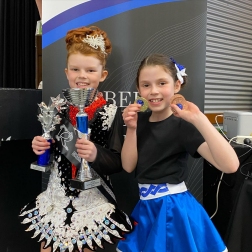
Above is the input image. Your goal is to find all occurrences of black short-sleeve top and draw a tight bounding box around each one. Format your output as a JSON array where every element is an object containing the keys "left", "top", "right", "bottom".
[{"left": 136, "top": 111, "right": 205, "bottom": 184}]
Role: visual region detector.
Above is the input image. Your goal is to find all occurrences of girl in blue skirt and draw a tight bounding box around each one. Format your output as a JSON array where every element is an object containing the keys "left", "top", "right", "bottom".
[{"left": 117, "top": 54, "right": 239, "bottom": 252}]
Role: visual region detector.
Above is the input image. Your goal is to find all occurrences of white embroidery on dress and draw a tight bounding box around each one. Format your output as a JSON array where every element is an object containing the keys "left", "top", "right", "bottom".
[
  {"left": 99, "top": 104, "right": 117, "bottom": 130},
  {"left": 20, "top": 161, "right": 125, "bottom": 251},
  {"left": 55, "top": 124, "right": 73, "bottom": 151}
]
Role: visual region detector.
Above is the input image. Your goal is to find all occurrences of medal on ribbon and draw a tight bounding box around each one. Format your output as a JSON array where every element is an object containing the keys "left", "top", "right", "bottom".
[{"left": 135, "top": 97, "right": 148, "bottom": 112}]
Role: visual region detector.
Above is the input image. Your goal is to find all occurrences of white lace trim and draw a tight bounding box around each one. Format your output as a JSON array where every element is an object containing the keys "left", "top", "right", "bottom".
[{"left": 99, "top": 104, "right": 117, "bottom": 130}]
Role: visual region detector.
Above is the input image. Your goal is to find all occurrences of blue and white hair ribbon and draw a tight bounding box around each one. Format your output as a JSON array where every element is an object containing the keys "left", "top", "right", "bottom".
[{"left": 170, "top": 58, "right": 187, "bottom": 84}]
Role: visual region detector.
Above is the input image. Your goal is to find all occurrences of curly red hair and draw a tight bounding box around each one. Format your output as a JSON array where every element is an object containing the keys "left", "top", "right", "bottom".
[{"left": 65, "top": 26, "right": 112, "bottom": 67}]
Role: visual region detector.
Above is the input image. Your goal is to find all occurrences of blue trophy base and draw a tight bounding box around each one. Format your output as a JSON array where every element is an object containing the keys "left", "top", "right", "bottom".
[
  {"left": 70, "top": 177, "right": 101, "bottom": 190},
  {"left": 30, "top": 161, "right": 53, "bottom": 172}
]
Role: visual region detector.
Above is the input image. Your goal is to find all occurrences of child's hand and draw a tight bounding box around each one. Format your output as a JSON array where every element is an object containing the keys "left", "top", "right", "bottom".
[
  {"left": 32, "top": 136, "right": 51, "bottom": 155},
  {"left": 171, "top": 101, "right": 202, "bottom": 124},
  {"left": 75, "top": 138, "right": 97, "bottom": 162},
  {"left": 122, "top": 103, "right": 141, "bottom": 129}
]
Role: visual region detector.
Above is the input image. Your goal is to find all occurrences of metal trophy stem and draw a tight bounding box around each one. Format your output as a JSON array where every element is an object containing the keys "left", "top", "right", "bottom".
[
  {"left": 62, "top": 88, "right": 101, "bottom": 190},
  {"left": 75, "top": 108, "right": 92, "bottom": 181},
  {"left": 30, "top": 138, "right": 53, "bottom": 172},
  {"left": 31, "top": 96, "right": 64, "bottom": 172}
]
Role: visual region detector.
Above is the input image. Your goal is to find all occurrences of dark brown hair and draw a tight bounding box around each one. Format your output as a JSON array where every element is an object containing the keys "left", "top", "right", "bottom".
[{"left": 136, "top": 53, "right": 187, "bottom": 88}]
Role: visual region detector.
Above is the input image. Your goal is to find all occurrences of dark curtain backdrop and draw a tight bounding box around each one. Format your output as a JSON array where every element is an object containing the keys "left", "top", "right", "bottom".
[{"left": 0, "top": 0, "right": 40, "bottom": 88}]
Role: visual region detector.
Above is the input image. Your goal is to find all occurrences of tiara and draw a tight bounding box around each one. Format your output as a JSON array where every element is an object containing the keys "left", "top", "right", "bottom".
[
  {"left": 82, "top": 34, "right": 107, "bottom": 55},
  {"left": 170, "top": 57, "right": 187, "bottom": 84}
]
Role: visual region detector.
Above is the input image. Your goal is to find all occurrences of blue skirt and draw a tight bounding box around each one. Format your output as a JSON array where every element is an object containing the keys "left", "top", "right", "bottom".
[{"left": 117, "top": 190, "right": 227, "bottom": 252}]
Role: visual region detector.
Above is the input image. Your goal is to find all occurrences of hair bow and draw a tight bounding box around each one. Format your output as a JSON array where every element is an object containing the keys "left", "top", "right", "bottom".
[{"left": 170, "top": 57, "right": 187, "bottom": 84}]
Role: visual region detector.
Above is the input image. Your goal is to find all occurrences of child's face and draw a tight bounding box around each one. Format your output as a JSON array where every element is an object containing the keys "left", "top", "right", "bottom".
[
  {"left": 65, "top": 52, "right": 108, "bottom": 89},
  {"left": 138, "top": 65, "right": 181, "bottom": 116}
]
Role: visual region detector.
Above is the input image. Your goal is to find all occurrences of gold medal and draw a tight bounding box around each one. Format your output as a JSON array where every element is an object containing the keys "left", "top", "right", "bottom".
[
  {"left": 170, "top": 94, "right": 188, "bottom": 110},
  {"left": 135, "top": 97, "right": 148, "bottom": 112}
]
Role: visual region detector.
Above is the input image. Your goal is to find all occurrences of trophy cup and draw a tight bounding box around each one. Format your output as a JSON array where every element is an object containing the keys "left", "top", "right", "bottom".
[
  {"left": 30, "top": 95, "right": 65, "bottom": 172},
  {"left": 62, "top": 88, "right": 101, "bottom": 190}
]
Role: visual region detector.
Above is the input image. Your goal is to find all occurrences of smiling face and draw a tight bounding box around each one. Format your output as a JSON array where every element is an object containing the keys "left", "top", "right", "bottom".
[
  {"left": 65, "top": 52, "right": 108, "bottom": 89},
  {"left": 138, "top": 65, "right": 181, "bottom": 121}
]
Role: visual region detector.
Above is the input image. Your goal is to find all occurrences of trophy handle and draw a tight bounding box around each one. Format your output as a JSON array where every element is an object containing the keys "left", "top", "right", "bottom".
[
  {"left": 71, "top": 122, "right": 101, "bottom": 190},
  {"left": 30, "top": 138, "right": 53, "bottom": 172},
  {"left": 37, "top": 139, "right": 52, "bottom": 166}
]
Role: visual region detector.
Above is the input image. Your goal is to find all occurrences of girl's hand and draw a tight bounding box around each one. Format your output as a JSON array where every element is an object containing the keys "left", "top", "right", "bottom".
[
  {"left": 171, "top": 101, "right": 202, "bottom": 124},
  {"left": 32, "top": 136, "right": 51, "bottom": 155},
  {"left": 122, "top": 103, "right": 141, "bottom": 129},
  {"left": 75, "top": 138, "right": 97, "bottom": 162}
]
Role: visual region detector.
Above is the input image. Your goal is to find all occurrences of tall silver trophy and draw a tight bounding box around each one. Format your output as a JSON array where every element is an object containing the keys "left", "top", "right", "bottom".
[
  {"left": 30, "top": 95, "right": 65, "bottom": 172},
  {"left": 62, "top": 88, "right": 101, "bottom": 190}
]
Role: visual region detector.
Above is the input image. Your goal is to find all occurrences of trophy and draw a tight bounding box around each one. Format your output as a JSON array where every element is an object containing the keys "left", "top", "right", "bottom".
[
  {"left": 30, "top": 95, "right": 66, "bottom": 172},
  {"left": 62, "top": 88, "right": 101, "bottom": 190}
]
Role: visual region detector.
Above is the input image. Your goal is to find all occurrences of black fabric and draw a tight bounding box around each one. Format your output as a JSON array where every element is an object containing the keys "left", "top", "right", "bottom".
[
  {"left": 52, "top": 116, "right": 81, "bottom": 169},
  {"left": 0, "top": 88, "right": 42, "bottom": 141},
  {"left": 136, "top": 112, "right": 205, "bottom": 184},
  {"left": 0, "top": 0, "right": 39, "bottom": 88},
  {"left": 52, "top": 104, "right": 124, "bottom": 175},
  {"left": 92, "top": 107, "right": 124, "bottom": 175},
  {"left": 0, "top": 140, "right": 41, "bottom": 252},
  {"left": 203, "top": 144, "right": 252, "bottom": 241},
  {"left": 225, "top": 178, "right": 252, "bottom": 252},
  {"left": 51, "top": 103, "right": 123, "bottom": 203}
]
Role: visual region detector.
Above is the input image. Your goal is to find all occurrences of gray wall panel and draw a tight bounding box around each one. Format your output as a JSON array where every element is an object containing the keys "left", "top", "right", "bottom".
[{"left": 205, "top": 0, "right": 252, "bottom": 113}]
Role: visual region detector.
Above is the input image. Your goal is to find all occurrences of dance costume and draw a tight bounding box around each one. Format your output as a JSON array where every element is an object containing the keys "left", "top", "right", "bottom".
[
  {"left": 117, "top": 111, "right": 227, "bottom": 252},
  {"left": 20, "top": 95, "right": 133, "bottom": 251}
]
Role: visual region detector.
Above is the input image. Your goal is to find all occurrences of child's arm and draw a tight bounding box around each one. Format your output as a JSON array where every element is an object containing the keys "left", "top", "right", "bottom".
[
  {"left": 121, "top": 103, "right": 141, "bottom": 173},
  {"left": 75, "top": 107, "right": 124, "bottom": 175},
  {"left": 35, "top": 0, "right": 42, "bottom": 18},
  {"left": 32, "top": 136, "right": 51, "bottom": 155},
  {"left": 171, "top": 102, "right": 239, "bottom": 173}
]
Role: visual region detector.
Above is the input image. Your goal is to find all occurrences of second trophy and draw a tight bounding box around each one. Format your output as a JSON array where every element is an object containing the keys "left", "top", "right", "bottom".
[{"left": 63, "top": 87, "right": 101, "bottom": 190}]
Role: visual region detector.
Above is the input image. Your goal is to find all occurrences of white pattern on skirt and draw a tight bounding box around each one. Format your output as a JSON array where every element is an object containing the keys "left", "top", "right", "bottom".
[{"left": 20, "top": 163, "right": 130, "bottom": 251}]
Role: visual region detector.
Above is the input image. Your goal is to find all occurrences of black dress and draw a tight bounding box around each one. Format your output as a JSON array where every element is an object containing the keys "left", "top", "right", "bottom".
[{"left": 19, "top": 97, "right": 133, "bottom": 252}]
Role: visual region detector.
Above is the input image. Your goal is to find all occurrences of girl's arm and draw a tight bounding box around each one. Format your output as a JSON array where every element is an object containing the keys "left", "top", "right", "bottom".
[
  {"left": 121, "top": 127, "right": 138, "bottom": 173},
  {"left": 76, "top": 107, "right": 124, "bottom": 175},
  {"left": 32, "top": 136, "right": 51, "bottom": 155},
  {"left": 171, "top": 102, "right": 239, "bottom": 173},
  {"left": 121, "top": 104, "right": 141, "bottom": 173},
  {"left": 195, "top": 113, "right": 239, "bottom": 173},
  {"left": 35, "top": 0, "right": 42, "bottom": 18}
]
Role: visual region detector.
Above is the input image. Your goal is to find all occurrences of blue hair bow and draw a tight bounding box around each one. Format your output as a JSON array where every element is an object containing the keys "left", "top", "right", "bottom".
[{"left": 170, "top": 57, "right": 187, "bottom": 84}]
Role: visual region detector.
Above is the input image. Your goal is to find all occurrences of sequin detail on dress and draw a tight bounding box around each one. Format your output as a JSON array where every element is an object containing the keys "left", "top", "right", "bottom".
[{"left": 20, "top": 163, "right": 131, "bottom": 251}]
